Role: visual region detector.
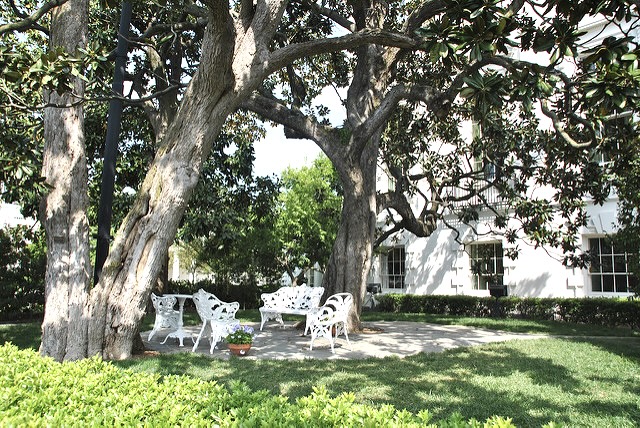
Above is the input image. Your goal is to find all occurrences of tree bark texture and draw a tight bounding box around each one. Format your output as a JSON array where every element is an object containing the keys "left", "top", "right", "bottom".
[
  {"left": 39, "top": 0, "right": 91, "bottom": 362},
  {"left": 322, "top": 137, "right": 379, "bottom": 330}
]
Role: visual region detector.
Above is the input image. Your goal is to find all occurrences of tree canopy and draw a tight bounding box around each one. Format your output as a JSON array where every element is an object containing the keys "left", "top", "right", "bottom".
[{"left": 276, "top": 154, "right": 342, "bottom": 283}]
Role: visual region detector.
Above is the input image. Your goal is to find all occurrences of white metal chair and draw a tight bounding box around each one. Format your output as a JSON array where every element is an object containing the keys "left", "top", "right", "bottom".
[
  {"left": 191, "top": 289, "right": 240, "bottom": 353},
  {"left": 309, "top": 292, "right": 353, "bottom": 353},
  {"left": 148, "top": 293, "right": 181, "bottom": 342}
]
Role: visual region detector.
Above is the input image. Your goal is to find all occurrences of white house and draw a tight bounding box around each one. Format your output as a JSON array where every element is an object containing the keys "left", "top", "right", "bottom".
[
  {"left": 368, "top": 17, "right": 638, "bottom": 300},
  {"left": 368, "top": 195, "right": 632, "bottom": 299},
  {"left": 0, "top": 202, "right": 35, "bottom": 229}
]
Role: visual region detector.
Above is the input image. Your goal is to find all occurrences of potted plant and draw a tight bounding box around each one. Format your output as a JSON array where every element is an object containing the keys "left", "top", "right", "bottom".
[{"left": 225, "top": 325, "right": 254, "bottom": 356}]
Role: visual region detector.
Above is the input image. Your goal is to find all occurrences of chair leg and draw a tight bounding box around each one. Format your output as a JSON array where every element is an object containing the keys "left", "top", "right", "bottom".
[
  {"left": 148, "top": 328, "right": 158, "bottom": 341},
  {"left": 192, "top": 322, "right": 208, "bottom": 352},
  {"left": 326, "top": 326, "right": 335, "bottom": 353},
  {"left": 259, "top": 311, "right": 267, "bottom": 331},
  {"left": 341, "top": 322, "right": 352, "bottom": 350},
  {"left": 209, "top": 323, "right": 225, "bottom": 354},
  {"left": 304, "top": 316, "right": 311, "bottom": 335}
]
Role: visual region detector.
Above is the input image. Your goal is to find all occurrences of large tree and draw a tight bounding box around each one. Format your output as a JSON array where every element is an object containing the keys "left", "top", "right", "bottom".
[
  {"left": 39, "top": 0, "right": 91, "bottom": 361},
  {"left": 243, "top": 0, "right": 640, "bottom": 329}
]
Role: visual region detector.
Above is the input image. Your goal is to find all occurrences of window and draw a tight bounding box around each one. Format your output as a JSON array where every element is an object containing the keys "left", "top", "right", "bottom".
[
  {"left": 469, "top": 242, "right": 504, "bottom": 290},
  {"left": 384, "top": 247, "right": 405, "bottom": 289},
  {"left": 592, "top": 112, "right": 633, "bottom": 166},
  {"left": 388, "top": 176, "right": 396, "bottom": 192},
  {"left": 474, "top": 157, "right": 497, "bottom": 180},
  {"left": 589, "top": 237, "right": 637, "bottom": 293}
]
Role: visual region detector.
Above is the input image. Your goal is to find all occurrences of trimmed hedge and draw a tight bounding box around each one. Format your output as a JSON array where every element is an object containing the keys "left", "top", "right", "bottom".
[
  {"left": 0, "top": 344, "right": 525, "bottom": 427},
  {"left": 166, "top": 279, "right": 281, "bottom": 310},
  {"left": 376, "top": 294, "right": 640, "bottom": 329}
]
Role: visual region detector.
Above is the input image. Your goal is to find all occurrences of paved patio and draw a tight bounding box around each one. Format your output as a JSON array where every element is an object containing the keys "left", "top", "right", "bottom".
[{"left": 142, "top": 321, "right": 546, "bottom": 360}]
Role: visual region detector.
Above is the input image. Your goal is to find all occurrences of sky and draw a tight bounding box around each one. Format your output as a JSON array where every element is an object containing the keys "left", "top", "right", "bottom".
[
  {"left": 251, "top": 86, "right": 346, "bottom": 177},
  {"left": 252, "top": 126, "right": 323, "bottom": 177}
]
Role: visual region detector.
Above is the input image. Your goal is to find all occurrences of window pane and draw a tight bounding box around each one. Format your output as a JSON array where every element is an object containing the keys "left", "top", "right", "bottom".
[
  {"left": 601, "top": 256, "right": 613, "bottom": 273},
  {"left": 614, "top": 255, "right": 627, "bottom": 272},
  {"left": 615, "top": 275, "right": 629, "bottom": 293},
  {"left": 591, "top": 275, "right": 602, "bottom": 292},
  {"left": 602, "top": 275, "right": 614, "bottom": 292},
  {"left": 478, "top": 275, "right": 488, "bottom": 290},
  {"left": 600, "top": 239, "right": 613, "bottom": 255}
]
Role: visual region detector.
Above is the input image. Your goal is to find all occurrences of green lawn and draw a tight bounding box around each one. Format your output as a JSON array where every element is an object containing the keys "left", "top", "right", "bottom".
[{"left": 2, "top": 313, "right": 640, "bottom": 426}]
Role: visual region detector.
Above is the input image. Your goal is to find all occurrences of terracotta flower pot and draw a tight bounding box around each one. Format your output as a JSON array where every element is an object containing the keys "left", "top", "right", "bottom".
[{"left": 228, "top": 343, "right": 251, "bottom": 356}]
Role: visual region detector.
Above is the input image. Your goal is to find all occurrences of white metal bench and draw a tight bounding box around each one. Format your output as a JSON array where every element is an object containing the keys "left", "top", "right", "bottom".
[
  {"left": 259, "top": 285, "right": 324, "bottom": 332},
  {"left": 191, "top": 289, "right": 240, "bottom": 353}
]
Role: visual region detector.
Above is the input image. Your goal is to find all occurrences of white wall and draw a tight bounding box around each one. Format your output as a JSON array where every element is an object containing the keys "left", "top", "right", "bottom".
[
  {"left": 0, "top": 203, "right": 36, "bottom": 228},
  {"left": 371, "top": 197, "right": 633, "bottom": 299}
]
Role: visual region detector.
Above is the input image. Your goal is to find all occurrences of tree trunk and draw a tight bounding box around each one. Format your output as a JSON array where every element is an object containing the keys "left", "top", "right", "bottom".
[
  {"left": 39, "top": 0, "right": 90, "bottom": 363},
  {"left": 156, "top": 255, "right": 169, "bottom": 293},
  {"left": 87, "top": 45, "right": 238, "bottom": 359},
  {"left": 322, "top": 1, "right": 392, "bottom": 331},
  {"left": 323, "top": 136, "right": 378, "bottom": 330}
]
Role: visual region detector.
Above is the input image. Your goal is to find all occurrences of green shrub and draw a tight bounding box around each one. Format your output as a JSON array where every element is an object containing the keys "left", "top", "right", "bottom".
[
  {"left": 166, "top": 278, "right": 278, "bottom": 309},
  {"left": 0, "top": 344, "right": 524, "bottom": 427},
  {"left": 443, "top": 295, "right": 473, "bottom": 316},
  {"left": 377, "top": 293, "right": 640, "bottom": 329},
  {"left": 515, "top": 298, "right": 555, "bottom": 320}
]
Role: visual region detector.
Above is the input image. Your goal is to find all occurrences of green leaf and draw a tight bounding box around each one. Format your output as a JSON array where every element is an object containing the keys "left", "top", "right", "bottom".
[
  {"left": 585, "top": 88, "right": 599, "bottom": 98},
  {"left": 470, "top": 7, "right": 484, "bottom": 19},
  {"left": 460, "top": 87, "right": 476, "bottom": 98}
]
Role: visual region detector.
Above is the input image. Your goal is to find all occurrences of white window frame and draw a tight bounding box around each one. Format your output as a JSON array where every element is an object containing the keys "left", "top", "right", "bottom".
[
  {"left": 469, "top": 242, "right": 504, "bottom": 291},
  {"left": 588, "top": 236, "right": 637, "bottom": 294},
  {"left": 383, "top": 246, "right": 406, "bottom": 290}
]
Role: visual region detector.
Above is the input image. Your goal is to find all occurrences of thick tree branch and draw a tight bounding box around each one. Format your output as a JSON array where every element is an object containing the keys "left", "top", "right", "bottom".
[
  {"left": 267, "top": 28, "right": 420, "bottom": 75},
  {"left": 488, "top": 55, "right": 598, "bottom": 148},
  {"left": 0, "top": 0, "right": 68, "bottom": 35},
  {"left": 239, "top": 0, "right": 254, "bottom": 29},
  {"left": 241, "top": 92, "right": 340, "bottom": 156},
  {"left": 403, "top": 0, "right": 448, "bottom": 33},
  {"left": 136, "top": 19, "right": 207, "bottom": 41},
  {"left": 294, "top": 0, "right": 355, "bottom": 31},
  {"left": 376, "top": 189, "right": 438, "bottom": 244},
  {"left": 540, "top": 100, "right": 596, "bottom": 148}
]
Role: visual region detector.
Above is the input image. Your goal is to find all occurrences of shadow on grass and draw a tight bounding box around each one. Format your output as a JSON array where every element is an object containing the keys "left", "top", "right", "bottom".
[
  {"left": 114, "top": 338, "right": 640, "bottom": 427},
  {"left": 360, "top": 312, "right": 640, "bottom": 337},
  {"left": 5, "top": 314, "right": 639, "bottom": 426},
  {"left": 0, "top": 322, "right": 41, "bottom": 350}
]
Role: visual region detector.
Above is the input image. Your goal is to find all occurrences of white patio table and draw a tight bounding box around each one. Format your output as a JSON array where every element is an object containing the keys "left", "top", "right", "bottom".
[{"left": 161, "top": 293, "right": 193, "bottom": 347}]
